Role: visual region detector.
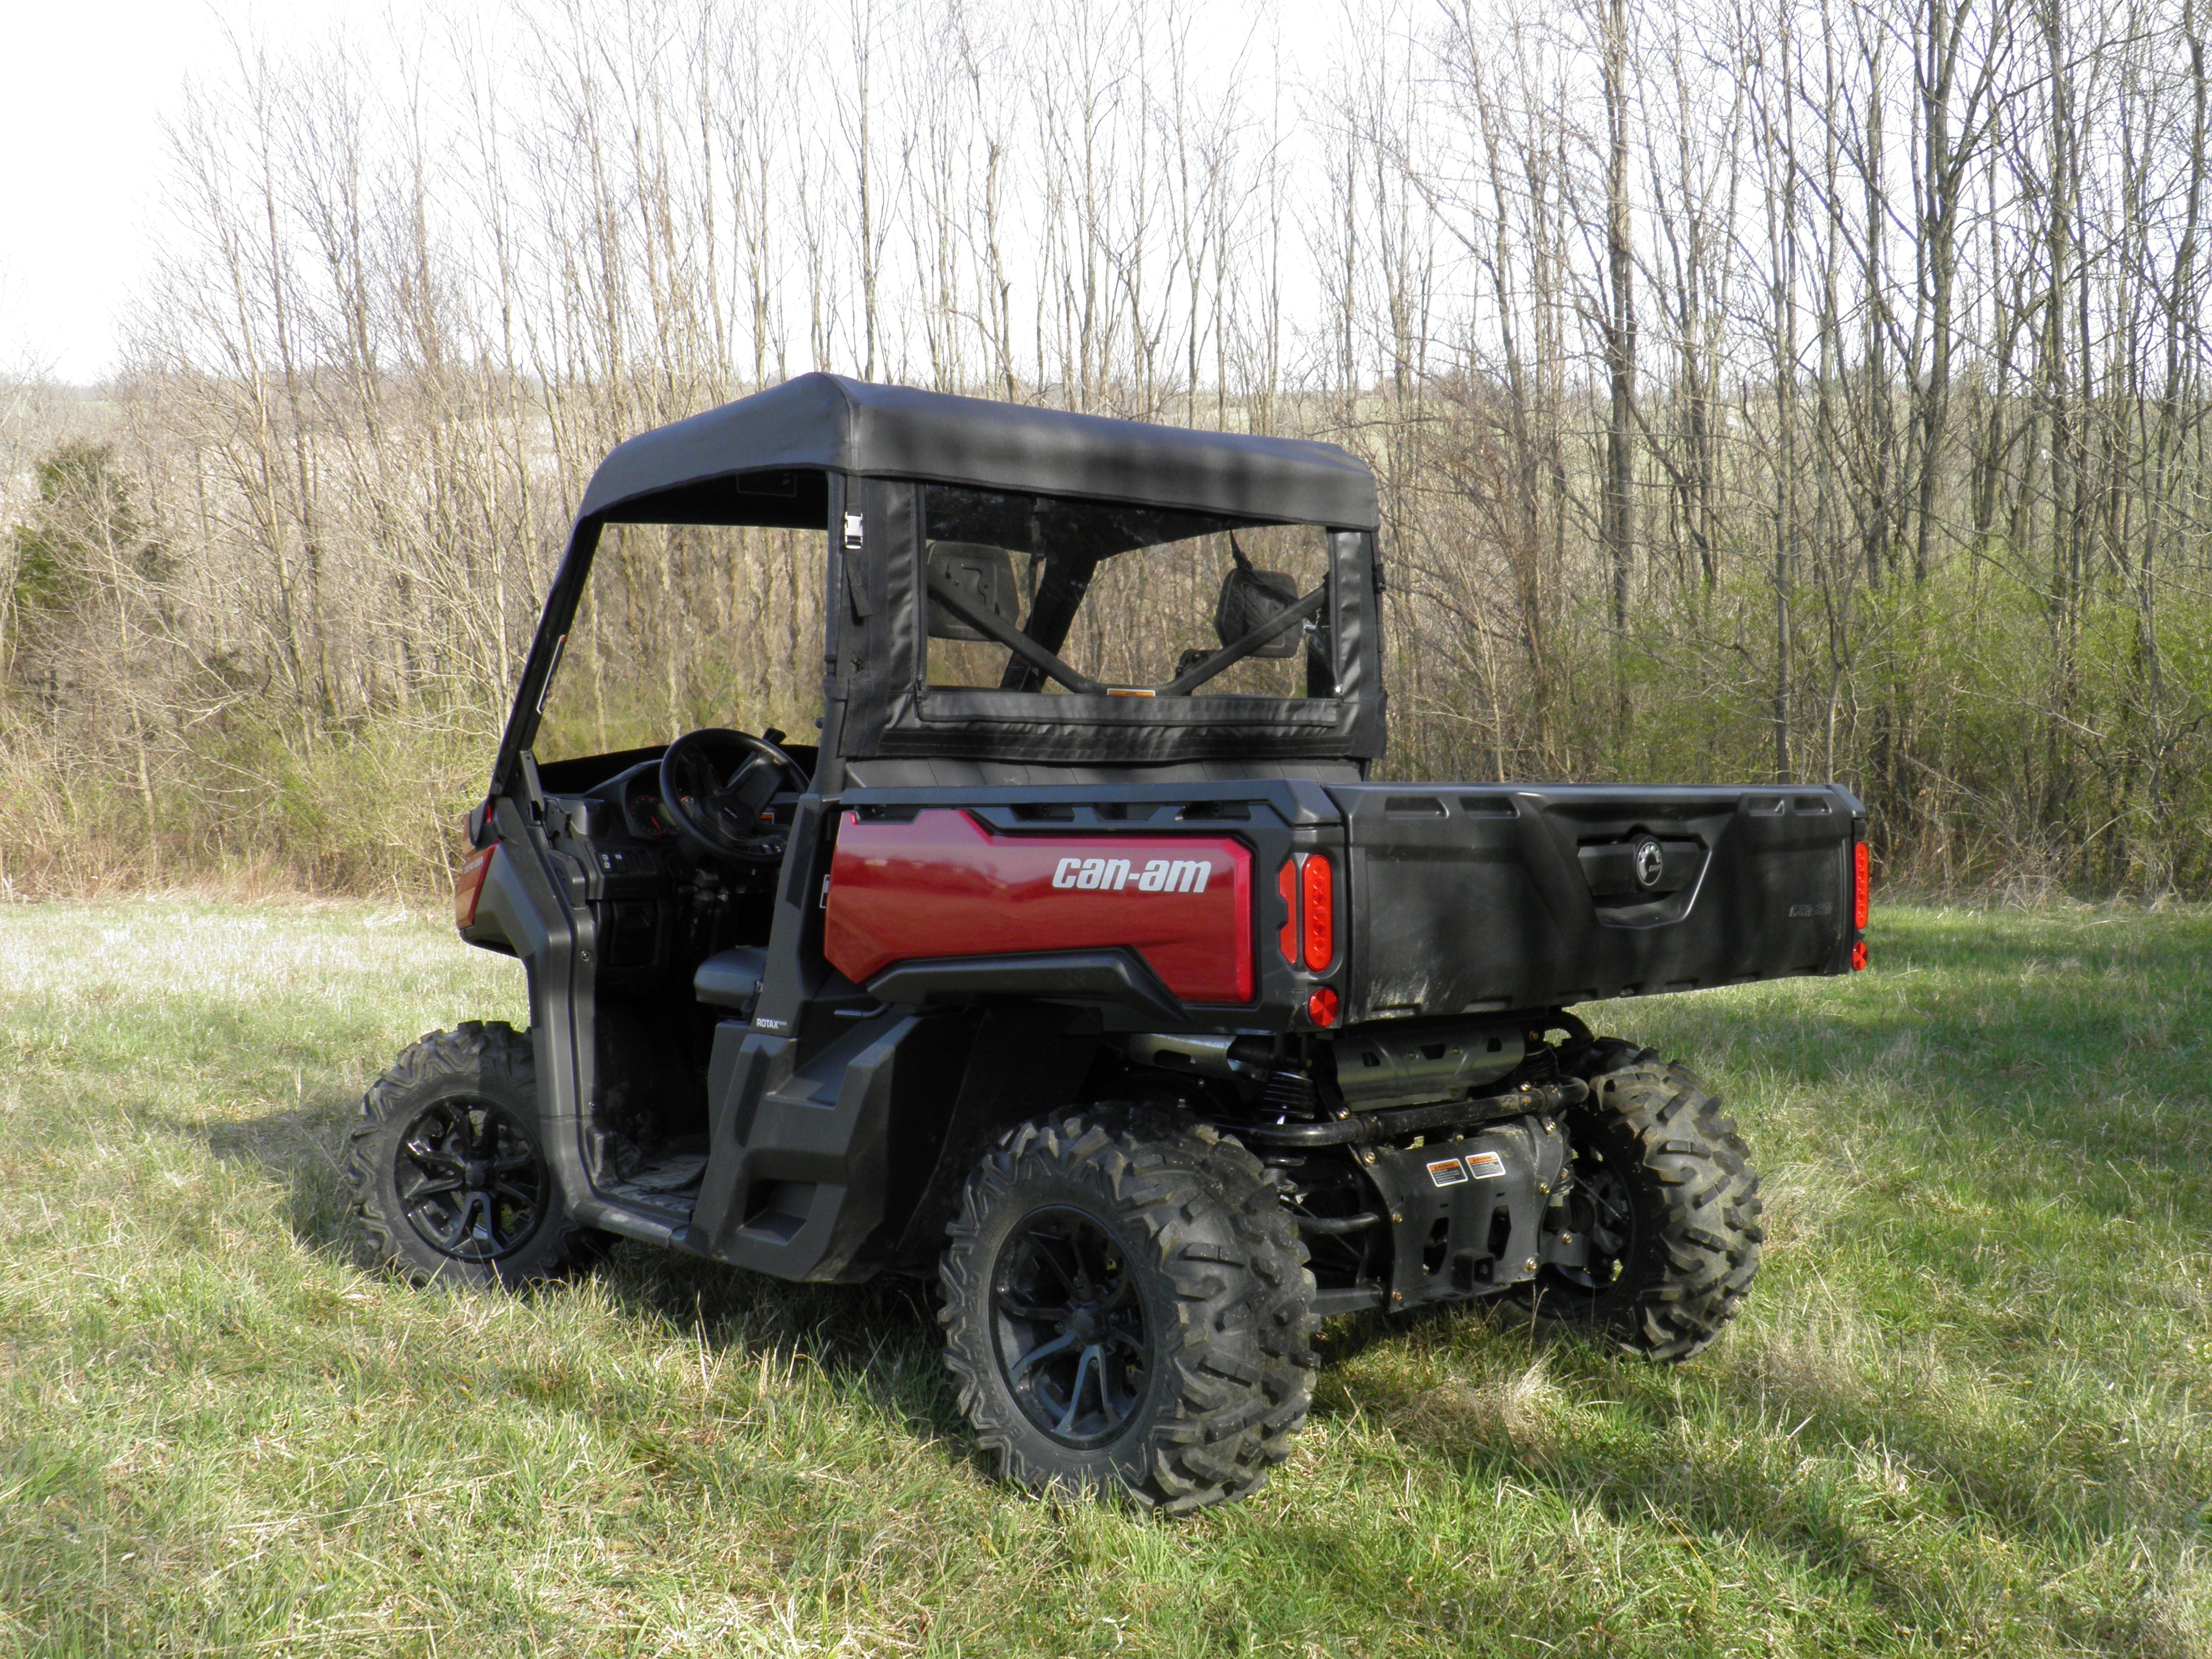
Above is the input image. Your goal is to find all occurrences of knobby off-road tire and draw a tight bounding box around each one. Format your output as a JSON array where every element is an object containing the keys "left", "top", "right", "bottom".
[
  {"left": 939, "top": 1108, "right": 1318, "bottom": 1512},
  {"left": 347, "top": 1021, "right": 603, "bottom": 1290},
  {"left": 1512, "top": 1044, "right": 1764, "bottom": 1361}
]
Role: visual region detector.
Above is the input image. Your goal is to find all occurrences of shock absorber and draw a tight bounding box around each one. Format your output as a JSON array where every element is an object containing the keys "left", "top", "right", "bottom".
[{"left": 1260, "top": 1064, "right": 1319, "bottom": 1120}]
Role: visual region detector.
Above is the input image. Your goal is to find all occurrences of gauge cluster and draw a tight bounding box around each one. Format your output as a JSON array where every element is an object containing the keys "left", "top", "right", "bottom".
[{"left": 623, "top": 773, "right": 676, "bottom": 840}]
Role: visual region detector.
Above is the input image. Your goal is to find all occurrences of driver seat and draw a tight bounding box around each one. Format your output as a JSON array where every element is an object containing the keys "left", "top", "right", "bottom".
[{"left": 694, "top": 947, "right": 768, "bottom": 1013}]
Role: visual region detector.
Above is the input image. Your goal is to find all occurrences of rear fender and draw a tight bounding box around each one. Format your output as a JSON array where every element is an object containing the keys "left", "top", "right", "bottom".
[{"left": 684, "top": 1003, "right": 1099, "bottom": 1280}]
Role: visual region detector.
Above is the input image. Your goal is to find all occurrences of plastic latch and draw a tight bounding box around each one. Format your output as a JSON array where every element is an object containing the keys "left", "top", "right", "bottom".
[{"left": 842, "top": 513, "right": 864, "bottom": 553}]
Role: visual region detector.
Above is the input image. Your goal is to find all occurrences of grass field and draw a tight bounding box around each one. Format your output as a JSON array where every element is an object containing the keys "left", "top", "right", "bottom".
[{"left": 0, "top": 899, "right": 2206, "bottom": 1657}]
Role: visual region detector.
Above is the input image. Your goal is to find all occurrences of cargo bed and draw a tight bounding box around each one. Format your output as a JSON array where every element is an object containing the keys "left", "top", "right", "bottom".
[{"left": 1329, "top": 783, "right": 1865, "bottom": 1022}]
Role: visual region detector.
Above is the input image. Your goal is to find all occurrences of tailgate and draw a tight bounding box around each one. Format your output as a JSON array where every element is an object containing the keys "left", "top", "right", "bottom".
[{"left": 1330, "top": 783, "right": 1865, "bottom": 1020}]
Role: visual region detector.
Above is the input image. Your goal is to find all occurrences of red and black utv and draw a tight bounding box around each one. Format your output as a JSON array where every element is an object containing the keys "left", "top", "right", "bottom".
[{"left": 353, "top": 373, "right": 1869, "bottom": 1510}]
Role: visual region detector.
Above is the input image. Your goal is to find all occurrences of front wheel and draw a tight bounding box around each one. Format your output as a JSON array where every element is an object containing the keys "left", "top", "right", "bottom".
[
  {"left": 938, "top": 1108, "right": 1317, "bottom": 1511},
  {"left": 1512, "top": 1049, "right": 1764, "bottom": 1360},
  {"left": 347, "top": 1021, "right": 603, "bottom": 1289}
]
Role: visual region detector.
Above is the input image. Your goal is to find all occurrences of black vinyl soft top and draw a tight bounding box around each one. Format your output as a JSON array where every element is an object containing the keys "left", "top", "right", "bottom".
[
  {"left": 495, "top": 376, "right": 1386, "bottom": 792},
  {"left": 578, "top": 373, "right": 1379, "bottom": 530}
]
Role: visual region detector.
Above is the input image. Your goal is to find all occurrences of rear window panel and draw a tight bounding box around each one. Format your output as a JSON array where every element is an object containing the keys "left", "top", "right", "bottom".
[{"left": 920, "top": 484, "right": 1334, "bottom": 700}]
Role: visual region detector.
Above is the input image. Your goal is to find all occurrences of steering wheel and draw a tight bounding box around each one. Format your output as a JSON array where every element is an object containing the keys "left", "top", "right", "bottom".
[{"left": 657, "top": 728, "right": 809, "bottom": 863}]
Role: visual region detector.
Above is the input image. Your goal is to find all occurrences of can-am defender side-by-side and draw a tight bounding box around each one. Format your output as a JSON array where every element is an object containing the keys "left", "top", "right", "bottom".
[{"left": 352, "top": 373, "right": 1868, "bottom": 1511}]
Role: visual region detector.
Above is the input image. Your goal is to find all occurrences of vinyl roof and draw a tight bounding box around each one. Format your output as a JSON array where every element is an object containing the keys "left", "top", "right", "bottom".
[{"left": 575, "top": 372, "right": 1380, "bottom": 529}]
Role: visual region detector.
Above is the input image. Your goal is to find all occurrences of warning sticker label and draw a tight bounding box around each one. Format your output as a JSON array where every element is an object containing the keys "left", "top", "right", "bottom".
[
  {"left": 1425, "top": 1158, "right": 1469, "bottom": 1186},
  {"left": 1464, "top": 1150, "right": 1507, "bottom": 1180}
]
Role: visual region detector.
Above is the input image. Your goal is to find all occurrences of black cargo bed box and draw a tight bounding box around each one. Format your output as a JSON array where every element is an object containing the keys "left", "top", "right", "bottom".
[{"left": 1332, "top": 783, "right": 1865, "bottom": 1021}]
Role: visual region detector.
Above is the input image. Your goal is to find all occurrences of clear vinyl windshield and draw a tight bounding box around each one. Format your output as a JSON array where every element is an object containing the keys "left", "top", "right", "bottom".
[{"left": 919, "top": 485, "right": 1337, "bottom": 701}]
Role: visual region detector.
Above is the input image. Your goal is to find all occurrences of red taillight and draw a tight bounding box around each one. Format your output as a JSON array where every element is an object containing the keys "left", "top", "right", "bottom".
[
  {"left": 1307, "top": 987, "right": 1339, "bottom": 1027},
  {"left": 1852, "top": 841, "right": 1871, "bottom": 931},
  {"left": 1277, "top": 858, "right": 1301, "bottom": 965},
  {"left": 1301, "top": 854, "right": 1335, "bottom": 972},
  {"left": 1851, "top": 939, "right": 1869, "bottom": 972},
  {"left": 454, "top": 843, "right": 497, "bottom": 928}
]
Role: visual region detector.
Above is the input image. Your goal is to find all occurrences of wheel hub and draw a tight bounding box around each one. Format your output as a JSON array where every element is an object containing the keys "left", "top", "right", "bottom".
[
  {"left": 990, "top": 1206, "right": 1149, "bottom": 1449},
  {"left": 393, "top": 1098, "right": 548, "bottom": 1263},
  {"left": 1554, "top": 1156, "right": 1632, "bottom": 1290}
]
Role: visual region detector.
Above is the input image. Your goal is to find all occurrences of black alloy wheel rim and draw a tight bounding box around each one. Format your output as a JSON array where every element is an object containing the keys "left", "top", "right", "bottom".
[
  {"left": 991, "top": 1206, "right": 1150, "bottom": 1448},
  {"left": 1554, "top": 1150, "right": 1632, "bottom": 1292},
  {"left": 394, "top": 1098, "right": 549, "bottom": 1262}
]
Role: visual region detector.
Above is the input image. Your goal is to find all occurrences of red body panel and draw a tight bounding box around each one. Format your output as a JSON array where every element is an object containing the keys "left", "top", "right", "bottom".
[
  {"left": 824, "top": 809, "right": 1254, "bottom": 1003},
  {"left": 453, "top": 843, "right": 497, "bottom": 929}
]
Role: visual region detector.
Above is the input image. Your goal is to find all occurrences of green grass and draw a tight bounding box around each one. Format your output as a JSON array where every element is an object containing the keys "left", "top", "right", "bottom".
[{"left": 0, "top": 900, "right": 2206, "bottom": 1657}]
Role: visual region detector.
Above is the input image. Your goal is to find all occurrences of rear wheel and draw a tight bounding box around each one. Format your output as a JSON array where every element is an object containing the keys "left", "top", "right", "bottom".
[
  {"left": 939, "top": 1108, "right": 1317, "bottom": 1511},
  {"left": 1513, "top": 1047, "right": 1764, "bottom": 1360},
  {"left": 348, "top": 1021, "right": 603, "bottom": 1289}
]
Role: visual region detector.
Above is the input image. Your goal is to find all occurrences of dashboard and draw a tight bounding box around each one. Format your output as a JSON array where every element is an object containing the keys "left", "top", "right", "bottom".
[{"left": 578, "top": 756, "right": 804, "bottom": 863}]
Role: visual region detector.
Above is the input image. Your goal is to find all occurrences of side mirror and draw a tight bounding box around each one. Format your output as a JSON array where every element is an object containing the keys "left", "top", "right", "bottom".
[
  {"left": 1213, "top": 564, "right": 1302, "bottom": 657},
  {"left": 926, "top": 542, "right": 1020, "bottom": 641}
]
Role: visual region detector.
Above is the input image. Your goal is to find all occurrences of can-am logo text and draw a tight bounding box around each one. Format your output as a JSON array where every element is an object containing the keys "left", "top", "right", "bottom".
[{"left": 1051, "top": 855, "right": 1213, "bottom": 893}]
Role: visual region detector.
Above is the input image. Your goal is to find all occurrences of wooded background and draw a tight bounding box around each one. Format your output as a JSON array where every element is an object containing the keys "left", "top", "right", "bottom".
[{"left": 3, "top": 0, "right": 2207, "bottom": 898}]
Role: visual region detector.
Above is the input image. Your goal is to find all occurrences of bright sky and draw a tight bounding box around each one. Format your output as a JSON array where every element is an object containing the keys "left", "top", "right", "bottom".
[
  {"left": 0, "top": 2, "right": 441, "bottom": 382},
  {"left": 0, "top": 0, "right": 1341, "bottom": 385}
]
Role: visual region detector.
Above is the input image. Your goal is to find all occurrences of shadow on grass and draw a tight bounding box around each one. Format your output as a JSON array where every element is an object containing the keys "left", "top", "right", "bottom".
[
  {"left": 600, "top": 1243, "right": 975, "bottom": 1454},
  {"left": 202, "top": 1089, "right": 982, "bottom": 1463},
  {"left": 207, "top": 1092, "right": 1585, "bottom": 1492},
  {"left": 201, "top": 1092, "right": 360, "bottom": 1255}
]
